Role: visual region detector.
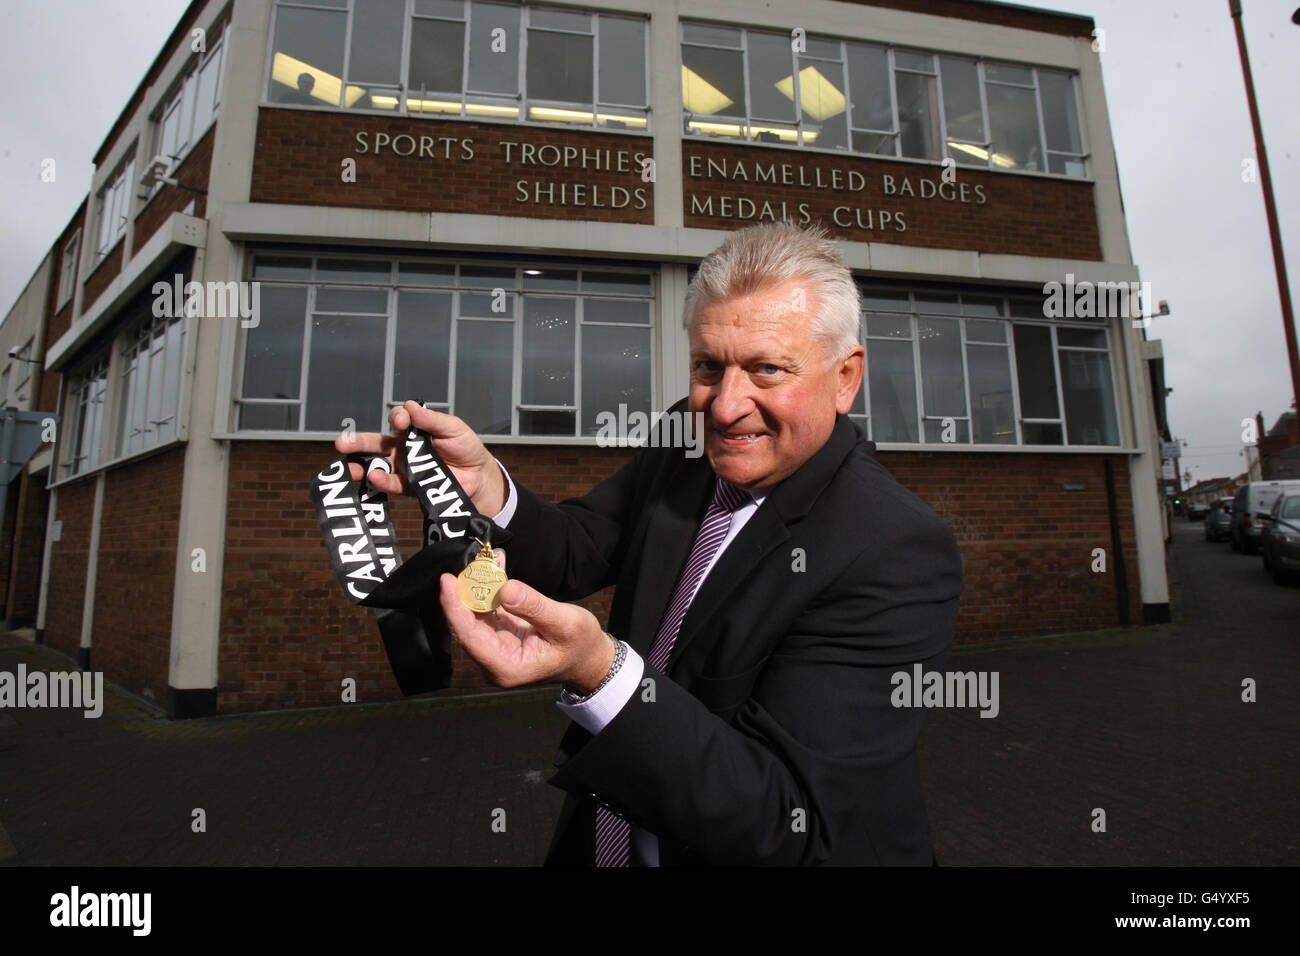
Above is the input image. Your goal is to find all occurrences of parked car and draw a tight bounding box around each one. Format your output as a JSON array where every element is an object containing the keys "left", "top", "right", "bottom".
[
  {"left": 1187, "top": 501, "right": 1210, "bottom": 521},
  {"left": 1260, "top": 492, "right": 1300, "bottom": 584},
  {"left": 1231, "top": 479, "right": 1300, "bottom": 554},
  {"left": 1204, "top": 497, "right": 1234, "bottom": 541}
]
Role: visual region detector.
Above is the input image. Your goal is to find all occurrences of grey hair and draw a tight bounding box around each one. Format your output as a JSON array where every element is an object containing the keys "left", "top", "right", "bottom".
[{"left": 682, "top": 221, "right": 860, "bottom": 358}]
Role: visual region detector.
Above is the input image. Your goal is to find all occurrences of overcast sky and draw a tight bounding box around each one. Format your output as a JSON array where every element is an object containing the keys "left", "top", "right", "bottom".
[{"left": 0, "top": 0, "right": 1296, "bottom": 482}]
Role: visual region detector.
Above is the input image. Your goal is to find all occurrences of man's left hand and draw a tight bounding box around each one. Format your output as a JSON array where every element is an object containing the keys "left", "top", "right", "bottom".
[{"left": 438, "top": 573, "right": 615, "bottom": 693}]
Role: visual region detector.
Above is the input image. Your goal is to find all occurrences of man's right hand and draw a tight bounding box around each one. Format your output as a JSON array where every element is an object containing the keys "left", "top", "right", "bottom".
[{"left": 334, "top": 401, "right": 507, "bottom": 517}]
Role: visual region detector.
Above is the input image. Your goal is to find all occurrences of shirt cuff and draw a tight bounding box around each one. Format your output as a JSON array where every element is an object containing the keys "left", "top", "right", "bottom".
[
  {"left": 555, "top": 645, "right": 644, "bottom": 735},
  {"left": 489, "top": 459, "right": 518, "bottom": 528}
]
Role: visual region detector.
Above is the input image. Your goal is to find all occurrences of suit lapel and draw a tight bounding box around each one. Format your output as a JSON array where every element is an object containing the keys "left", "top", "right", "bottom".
[
  {"left": 624, "top": 451, "right": 715, "bottom": 657},
  {"left": 667, "top": 415, "right": 863, "bottom": 669}
]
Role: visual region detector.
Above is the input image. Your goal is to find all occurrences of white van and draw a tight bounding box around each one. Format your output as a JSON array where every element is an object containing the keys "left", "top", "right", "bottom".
[{"left": 1231, "top": 479, "right": 1300, "bottom": 554}]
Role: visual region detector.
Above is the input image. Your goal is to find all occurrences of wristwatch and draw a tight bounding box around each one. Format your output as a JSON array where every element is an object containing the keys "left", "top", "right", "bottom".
[{"left": 560, "top": 632, "right": 625, "bottom": 704}]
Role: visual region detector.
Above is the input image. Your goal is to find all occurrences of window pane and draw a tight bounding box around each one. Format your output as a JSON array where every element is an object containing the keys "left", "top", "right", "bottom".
[
  {"left": 915, "top": 292, "right": 960, "bottom": 314},
  {"left": 315, "top": 287, "right": 387, "bottom": 313},
  {"left": 1059, "top": 351, "right": 1118, "bottom": 445},
  {"left": 598, "top": 16, "right": 645, "bottom": 106},
  {"left": 847, "top": 43, "right": 892, "bottom": 131},
  {"left": 528, "top": 30, "right": 593, "bottom": 104},
  {"left": 986, "top": 62, "right": 1033, "bottom": 85},
  {"left": 967, "top": 343, "right": 1015, "bottom": 444},
  {"left": 306, "top": 316, "right": 385, "bottom": 432},
  {"left": 682, "top": 45, "right": 744, "bottom": 117},
  {"left": 894, "top": 51, "right": 934, "bottom": 73},
  {"left": 799, "top": 56, "right": 848, "bottom": 149},
  {"left": 196, "top": 43, "right": 224, "bottom": 124},
  {"left": 531, "top": 8, "right": 590, "bottom": 32},
  {"left": 348, "top": 0, "right": 404, "bottom": 84},
  {"left": 242, "top": 286, "right": 305, "bottom": 400},
  {"left": 865, "top": 313, "right": 910, "bottom": 338},
  {"left": 270, "top": 6, "right": 346, "bottom": 105},
  {"left": 1048, "top": 154, "right": 1088, "bottom": 177},
  {"left": 240, "top": 404, "right": 299, "bottom": 430},
  {"left": 400, "top": 261, "right": 455, "bottom": 285},
  {"left": 965, "top": 318, "right": 1006, "bottom": 342},
  {"left": 582, "top": 272, "right": 651, "bottom": 295},
  {"left": 253, "top": 256, "right": 312, "bottom": 281},
  {"left": 468, "top": 2, "right": 519, "bottom": 94},
  {"left": 159, "top": 319, "right": 184, "bottom": 443},
  {"left": 923, "top": 418, "right": 968, "bottom": 443},
  {"left": 1012, "top": 324, "right": 1059, "bottom": 420},
  {"left": 460, "top": 291, "right": 514, "bottom": 316},
  {"left": 861, "top": 289, "right": 909, "bottom": 311},
  {"left": 867, "top": 339, "right": 917, "bottom": 442},
  {"left": 520, "top": 410, "right": 575, "bottom": 436},
  {"left": 460, "top": 265, "right": 515, "bottom": 288},
  {"left": 682, "top": 23, "right": 740, "bottom": 47},
  {"left": 177, "top": 75, "right": 196, "bottom": 151},
  {"left": 1021, "top": 421, "right": 1062, "bottom": 445},
  {"left": 522, "top": 298, "right": 575, "bottom": 406},
  {"left": 455, "top": 320, "right": 513, "bottom": 434},
  {"left": 748, "top": 32, "right": 796, "bottom": 122},
  {"left": 410, "top": 17, "right": 465, "bottom": 94},
  {"left": 318, "top": 259, "right": 390, "bottom": 283},
  {"left": 584, "top": 298, "right": 650, "bottom": 324},
  {"left": 416, "top": 0, "right": 463, "bottom": 16},
  {"left": 962, "top": 295, "right": 1004, "bottom": 317},
  {"left": 581, "top": 326, "right": 650, "bottom": 436},
  {"left": 394, "top": 291, "right": 451, "bottom": 404},
  {"left": 1039, "top": 71, "right": 1081, "bottom": 153},
  {"left": 896, "top": 72, "right": 939, "bottom": 159},
  {"left": 1057, "top": 328, "right": 1106, "bottom": 349},
  {"left": 940, "top": 56, "right": 983, "bottom": 146},
  {"left": 918, "top": 317, "right": 966, "bottom": 418},
  {"left": 988, "top": 84, "right": 1042, "bottom": 171},
  {"left": 522, "top": 268, "right": 577, "bottom": 291}
]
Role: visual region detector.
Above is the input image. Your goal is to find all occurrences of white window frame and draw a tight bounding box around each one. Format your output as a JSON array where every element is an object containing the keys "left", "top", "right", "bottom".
[
  {"left": 57, "top": 229, "right": 81, "bottom": 309},
  {"left": 63, "top": 356, "right": 110, "bottom": 477},
  {"left": 93, "top": 152, "right": 136, "bottom": 265}
]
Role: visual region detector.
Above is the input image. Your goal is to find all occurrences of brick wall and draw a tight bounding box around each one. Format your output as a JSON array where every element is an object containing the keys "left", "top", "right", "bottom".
[
  {"left": 218, "top": 438, "right": 1140, "bottom": 712},
  {"left": 91, "top": 447, "right": 185, "bottom": 704},
  {"left": 81, "top": 242, "right": 124, "bottom": 315},
  {"left": 250, "top": 109, "right": 654, "bottom": 225},
  {"left": 134, "top": 125, "right": 215, "bottom": 250},
  {"left": 219, "top": 440, "right": 635, "bottom": 713},
  {"left": 683, "top": 143, "right": 1103, "bottom": 260},
  {"left": 44, "top": 478, "right": 95, "bottom": 658}
]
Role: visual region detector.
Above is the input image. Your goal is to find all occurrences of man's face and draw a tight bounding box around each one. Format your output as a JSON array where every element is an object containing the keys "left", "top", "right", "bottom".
[{"left": 688, "top": 280, "right": 865, "bottom": 490}]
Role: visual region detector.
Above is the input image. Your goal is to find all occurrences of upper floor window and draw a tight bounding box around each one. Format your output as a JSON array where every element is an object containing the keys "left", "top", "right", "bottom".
[
  {"left": 93, "top": 152, "right": 136, "bottom": 265},
  {"left": 64, "top": 357, "right": 110, "bottom": 476},
  {"left": 851, "top": 286, "right": 1118, "bottom": 446},
  {"left": 152, "top": 20, "right": 229, "bottom": 180},
  {"left": 236, "top": 252, "right": 655, "bottom": 437},
  {"left": 13, "top": 338, "right": 34, "bottom": 395},
  {"left": 0, "top": 366, "right": 9, "bottom": 408},
  {"left": 266, "top": 0, "right": 648, "bottom": 130},
  {"left": 57, "top": 230, "right": 81, "bottom": 309},
  {"left": 117, "top": 311, "right": 187, "bottom": 457},
  {"left": 682, "top": 23, "right": 1087, "bottom": 177}
]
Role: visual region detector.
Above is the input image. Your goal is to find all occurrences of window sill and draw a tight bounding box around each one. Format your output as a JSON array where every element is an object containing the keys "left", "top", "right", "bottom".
[{"left": 259, "top": 101, "right": 653, "bottom": 138}]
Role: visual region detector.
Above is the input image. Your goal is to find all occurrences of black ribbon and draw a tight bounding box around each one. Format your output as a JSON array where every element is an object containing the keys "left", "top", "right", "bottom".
[{"left": 309, "top": 421, "right": 511, "bottom": 695}]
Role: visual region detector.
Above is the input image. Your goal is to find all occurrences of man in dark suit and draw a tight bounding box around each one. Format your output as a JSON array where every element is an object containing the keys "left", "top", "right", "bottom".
[{"left": 342, "top": 223, "right": 962, "bottom": 865}]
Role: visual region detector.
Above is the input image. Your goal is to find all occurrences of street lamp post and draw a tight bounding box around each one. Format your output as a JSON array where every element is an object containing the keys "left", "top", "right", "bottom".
[{"left": 1228, "top": 1, "right": 1300, "bottom": 415}]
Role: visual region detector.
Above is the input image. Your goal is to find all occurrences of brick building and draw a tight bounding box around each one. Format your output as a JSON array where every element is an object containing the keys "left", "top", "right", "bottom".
[{"left": 2, "top": 0, "right": 1170, "bottom": 717}]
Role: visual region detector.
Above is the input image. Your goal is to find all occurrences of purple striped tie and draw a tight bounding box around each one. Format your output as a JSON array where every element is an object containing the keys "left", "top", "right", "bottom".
[{"left": 594, "top": 477, "right": 749, "bottom": 867}]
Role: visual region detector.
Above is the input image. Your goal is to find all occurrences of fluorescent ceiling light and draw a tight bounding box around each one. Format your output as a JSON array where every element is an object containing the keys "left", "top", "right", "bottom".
[
  {"left": 774, "top": 66, "right": 846, "bottom": 121},
  {"left": 948, "top": 140, "right": 1019, "bottom": 168},
  {"left": 681, "top": 66, "right": 735, "bottom": 115}
]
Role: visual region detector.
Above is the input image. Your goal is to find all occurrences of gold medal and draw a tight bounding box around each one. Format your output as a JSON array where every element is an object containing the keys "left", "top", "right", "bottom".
[{"left": 457, "top": 539, "right": 508, "bottom": 612}]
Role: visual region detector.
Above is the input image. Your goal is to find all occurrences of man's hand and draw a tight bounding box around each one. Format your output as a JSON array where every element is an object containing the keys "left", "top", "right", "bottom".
[
  {"left": 334, "top": 400, "right": 506, "bottom": 516},
  {"left": 438, "top": 573, "right": 616, "bottom": 693}
]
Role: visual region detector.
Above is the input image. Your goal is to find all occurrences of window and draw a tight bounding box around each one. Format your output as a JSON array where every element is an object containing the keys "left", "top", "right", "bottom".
[
  {"left": 683, "top": 23, "right": 1087, "bottom": 177},
  {"left": 852, "top": 286, "right": 1119, "bottom": 446},
  {"left": 65, "top": 357, "right": 109, "bottom": 476},
  {"left": 0, "top": 366, "right": 9, "bottom": 407},
  {"left": 13, "top": 339, "right": 33, "bottom": 397},
  {"left": 237, "top": 254, "right": 655, "bottom": 436},
  {"left": 93, "top": 153, "right": 136, "bottom": 264},
  {"left": 117, "top": 312, "right": 187, "bottom": 457},
  {"left": 267, "top": 1, "right": 648, "bottom": 130},
  {"left": 153, "top": 21, "right": 229, "bottom": 179},
  {"left": 57, "top": 230, "right": 80, "bottom": 308}
]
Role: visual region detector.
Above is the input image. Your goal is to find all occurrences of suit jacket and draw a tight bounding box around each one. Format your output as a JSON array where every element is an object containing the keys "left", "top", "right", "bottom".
[{"left": 503, "top": 409, "right": 962, "bottom": 865}]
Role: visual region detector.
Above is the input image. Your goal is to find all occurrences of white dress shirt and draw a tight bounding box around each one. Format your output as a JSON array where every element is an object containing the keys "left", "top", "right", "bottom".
[{"left": 488, "top": 461, "right": 766, "bottom": 865}]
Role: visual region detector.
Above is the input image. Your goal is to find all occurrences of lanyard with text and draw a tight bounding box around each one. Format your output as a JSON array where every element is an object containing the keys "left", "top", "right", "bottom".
[{"left": 309, "top": 421, "right": 510, "bottom": 695}]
